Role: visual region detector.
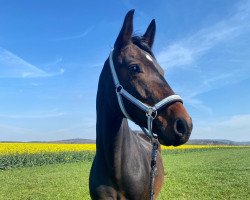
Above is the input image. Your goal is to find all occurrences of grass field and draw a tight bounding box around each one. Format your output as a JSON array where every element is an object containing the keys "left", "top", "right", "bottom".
[
  {"left": 1, "top": 143, "right": 242, "bottom": 170},
  {"left": 0, "top": 147, "right": 249, "bottom": 200}
]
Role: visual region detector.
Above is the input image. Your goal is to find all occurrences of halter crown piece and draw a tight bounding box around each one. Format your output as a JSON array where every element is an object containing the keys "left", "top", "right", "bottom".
[
  {"left": 109, "top": 50, "right": 183, "bottom": 139},
  {"left": 109, "top": 49, "right": 183, "bottom": 200}
]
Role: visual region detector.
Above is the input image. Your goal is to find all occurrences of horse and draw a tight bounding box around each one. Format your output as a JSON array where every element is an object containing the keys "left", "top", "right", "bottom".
[{"left": 89, "top": 10, "right": 193, "bottom": 200}]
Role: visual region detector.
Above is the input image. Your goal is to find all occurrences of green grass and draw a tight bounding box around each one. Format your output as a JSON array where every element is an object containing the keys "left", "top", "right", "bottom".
[
  {"left": 0, "top": 162, "right": 92, "bottom": 200},
  {"left": 0, "top": 148, "right": 249, "bottom": 200},
  {"left": 159, "top": 147, "right": 250, "bottom": 199},
  {"left": 0, "top": 151, "right": 95, "bottom": 170}
]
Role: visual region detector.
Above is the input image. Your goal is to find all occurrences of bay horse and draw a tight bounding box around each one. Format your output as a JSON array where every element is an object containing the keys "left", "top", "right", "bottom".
[{"left": 89, "top": 10, "right": 193, "bottom": 200}]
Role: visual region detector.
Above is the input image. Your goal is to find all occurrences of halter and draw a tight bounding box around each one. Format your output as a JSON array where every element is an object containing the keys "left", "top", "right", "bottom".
[
  {"left": 109, "top": 50, "right": 183, "bottom": 138},
  {"left": 109, "top": 49, "right": 183, "bottom": 200}
]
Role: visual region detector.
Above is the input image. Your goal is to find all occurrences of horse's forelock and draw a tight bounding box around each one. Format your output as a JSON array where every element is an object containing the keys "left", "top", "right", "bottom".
[{"left": 131, "top": 35, "right": 155, "bottom": 58}]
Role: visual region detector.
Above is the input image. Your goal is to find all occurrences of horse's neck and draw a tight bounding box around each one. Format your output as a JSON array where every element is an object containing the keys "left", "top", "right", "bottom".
[
  {"left": 93, "top": 62, "right": 156, "bottom": 197},
  {"left": 95, "top": 62, "right": 136, "bottom": 171},
  {"left": 96, "top": 101, "right": 135, "bottom": 173}
]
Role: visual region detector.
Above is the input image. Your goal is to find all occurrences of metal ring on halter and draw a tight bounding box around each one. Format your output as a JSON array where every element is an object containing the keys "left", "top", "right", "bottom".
[
  {"left": 116, "top": 85, "right": 123, "bottom": 94},
  {"left": 146, "top": 107, "right": 158, "bottom": 119}
]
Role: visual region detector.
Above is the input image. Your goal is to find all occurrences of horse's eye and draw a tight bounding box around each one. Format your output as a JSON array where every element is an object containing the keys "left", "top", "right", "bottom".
[{"left": 128, "top": 64, "right": 141, "bottom": 73}]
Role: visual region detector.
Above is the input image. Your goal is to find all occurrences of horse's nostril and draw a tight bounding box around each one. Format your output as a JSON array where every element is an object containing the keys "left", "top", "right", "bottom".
[{"left": 174, "top": 119, "right": 187, "bottom": 137}]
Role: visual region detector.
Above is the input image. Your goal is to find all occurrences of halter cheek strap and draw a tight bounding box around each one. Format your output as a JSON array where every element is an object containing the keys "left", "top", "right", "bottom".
[{"left": 109, "top": 50, "right": 183, "bottom": 139}]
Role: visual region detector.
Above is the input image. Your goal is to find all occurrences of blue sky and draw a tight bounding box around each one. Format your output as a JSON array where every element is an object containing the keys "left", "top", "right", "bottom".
[{"left": 0, "top": 0, "right": 250, "bottom": 142}]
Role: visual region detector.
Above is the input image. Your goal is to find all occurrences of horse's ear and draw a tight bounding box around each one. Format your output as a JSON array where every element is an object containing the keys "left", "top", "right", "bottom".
[
  {"left": 143, "top": 19, "right": 156, "bottom": 48},
  {"left": 114, "top": 9, "right": 134, "bottom": 49}
]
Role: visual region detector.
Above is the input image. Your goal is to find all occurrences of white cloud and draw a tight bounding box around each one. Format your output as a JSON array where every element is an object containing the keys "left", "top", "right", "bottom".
[
  {"left": 42, "top": 57, "right": 63, "bottom": 67},
  {"left": 59, "top": 68, "right": 65, "bottom": 74},
  {"left": 0, "top": 47, "right": 65, "bottom": 78},
  {"left": 156, "top": 1, "right": 250, "bottom": 69},
  {"left": 0, "top": 47, "right": 49, "bottom": 78},
  {"left": 157, "top": 25, "right": 240, "bottom": 69},
  {"left": 184, "top": 97, "right": 213, "bottom": 115},
  {"left": 192, "top": 114, "right": 250, "bottom": 141},
  {"left": 157, "top": 44, "right": 194, "bottom": 69},
  {"left": 54, "top": 26, "right": 94, "bottom": 41},
  {"left": 0, "top": 110, "right": 65, "bottom": 119},
  {"left": 156, "top": 1, "right": 250, "bottom": 115}
]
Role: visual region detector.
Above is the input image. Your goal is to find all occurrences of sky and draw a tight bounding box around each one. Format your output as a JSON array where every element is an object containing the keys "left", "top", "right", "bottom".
[{"left": 0, "top": 0, "right": 250, "bottom": 142}]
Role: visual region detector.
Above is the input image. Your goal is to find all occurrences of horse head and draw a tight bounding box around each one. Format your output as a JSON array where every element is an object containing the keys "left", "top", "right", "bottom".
[{"left": 110, "top": 10, "right": 192, "bottom": 146}]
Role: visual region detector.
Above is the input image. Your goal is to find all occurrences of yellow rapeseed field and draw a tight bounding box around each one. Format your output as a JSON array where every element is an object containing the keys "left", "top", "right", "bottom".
[
  {"left": 0, "top": 143, "right": 96, "bottom": 155},
  {"left": 0, "top": 142, "right": 243, "bottom": 156},
  {"left": 160, "top": 145, "right": 241, "bottom": 150}
]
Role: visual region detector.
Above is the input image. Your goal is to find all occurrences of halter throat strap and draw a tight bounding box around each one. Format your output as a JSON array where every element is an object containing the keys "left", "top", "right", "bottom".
[{"left": 109, "top": 50, "right": 183, "bottom": 138}]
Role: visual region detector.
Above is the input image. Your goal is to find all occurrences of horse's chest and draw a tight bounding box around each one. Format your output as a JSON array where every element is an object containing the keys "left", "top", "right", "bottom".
[
  {"left": 119, "top": 157, "right": 149, "bottom": 183},
  {"left": 113, "top": 153, "right": 150, "bottom": 197},
  {"left": 90, "top": 152, "right": 164, "bottom": 200},
  {"left": 116, "top": 149, "right": 164, "bottom": 199}
]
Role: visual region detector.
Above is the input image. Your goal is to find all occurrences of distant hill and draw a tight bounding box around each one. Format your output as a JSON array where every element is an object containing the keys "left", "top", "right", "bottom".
[
  {"left": 46, "top": 138, "right": 96, "bottom": 144},
  {"left": 187, "top": 139, "right": 250, "bottom": 146},
  {"left": 1, "top": 137, "right": 249, "bottom": 146},
  {"left": 27, "top": 138, "right": 96, "bottom": 144},
  {"left": 38, "top": 138, "right": 249, "bottom": 146}
]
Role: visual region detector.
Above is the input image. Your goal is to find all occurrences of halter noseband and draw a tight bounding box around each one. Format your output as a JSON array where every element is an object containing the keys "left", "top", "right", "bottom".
[{"left": 109, "top": 50, "right": 183, "bottom": 139}]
